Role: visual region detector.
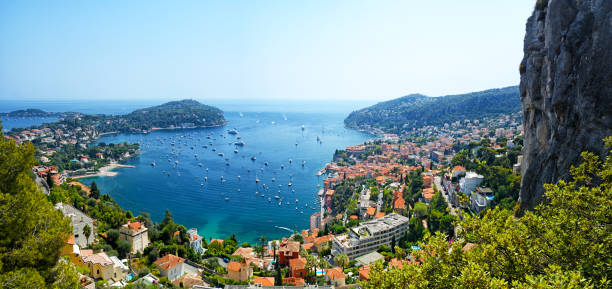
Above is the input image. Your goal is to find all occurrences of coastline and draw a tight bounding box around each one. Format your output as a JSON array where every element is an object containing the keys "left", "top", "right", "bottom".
[{"left": 72, "top": 163, "right": 135, "bottom": 179}]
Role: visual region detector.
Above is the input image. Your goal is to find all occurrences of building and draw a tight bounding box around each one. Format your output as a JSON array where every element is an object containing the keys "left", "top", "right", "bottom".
[
  {"left": 55, "top": 203, "right": 94, "bottom": 247},
  {"left": 470, "top": 187, "right": 494, "bottom": 214},
  {"left": 153, "top": 254, "right": 186, "bottom": 281},
  {"left": 310, "top": 212, "right": 321, "bottom": 231},
  {"left": 279, "top": 241, "right": 300, "bottom": 265},
  {"left": 459, "top": 172, "right": 484, "bottom": 195},
  {"left": 79, "top": 251, "right": 114, "bottom": 280},
  {"left": 253, "top": 276, "right": 274, "bottom": 286},
  {"left": 187, "top": 228, "right": 204, "bottom": 254},
  {"left": 227, "top": 259, "right": 252, "bottom": 282},
  {"left": 355, "top": 251, "right": 385, "bottom": 267},
  {"left": 289, "top": 257, "right": 307, "bottom": 279},
  {"left": 119, "top": 221, "right": 150, "bottom": 254},
  {"left": 325, "top": 267, "right": 346, "bottom": 287},
  {"left": 110, "top": 256, "right": 129, "bottom": 281},
  {"left": 332, "top": 213, "right": 410, "bottom": 260}
]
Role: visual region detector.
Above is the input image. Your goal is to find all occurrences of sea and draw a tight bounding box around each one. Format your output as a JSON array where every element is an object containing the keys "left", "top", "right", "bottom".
[{"left": 0, "top": 99, "right": 373, "bottom": 244}]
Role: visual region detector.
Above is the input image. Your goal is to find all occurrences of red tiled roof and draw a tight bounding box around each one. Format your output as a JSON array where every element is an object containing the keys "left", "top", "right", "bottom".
[
  {"left": 375, "top": 212, "right": 386, "bottom": 219},
  {"left": 366, "top": 207, "right": 376, "bottom": 216},
  {"left": 289, "top": 257, "right": 306, "bottom": 270},
  {"left": 326, "top": 267, "right": 346, "bottom": 280},
  {"left": 283, "top": 277, "right": 305, "bottom": 286},
  {"left": 227, "top": 261, "right": 241, "bottom": 272},
  {"left": 127, "top": 221, "right": 143, "bottom": 231},
  {"left": 350, "top": 215, "right": 358, "bottom": 220},
  {"left": 254, "top": 277, "right": 274, "bottom": 286},
  {"left": 153, "top": 254, "right": 185, "bottom": 271},
  {"left": 301, "top": 243, "right": 314, "bottom": 251},
  {"left": 66, "top": 235, "right": 75, "bottom": 245}
]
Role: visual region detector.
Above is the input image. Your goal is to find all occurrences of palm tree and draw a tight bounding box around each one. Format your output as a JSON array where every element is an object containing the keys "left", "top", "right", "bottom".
[
  {"left": 82, "top": 224, "right": 91, "bottom": 245},
  {"left": 333, "top": 254, "right": 349, "bottom": 270},
  {"left": 305, "top": 254, "right": 317, "bottom": 283},
  {"left": 260, "top": 235, "right": 267, "bottom": 259}
]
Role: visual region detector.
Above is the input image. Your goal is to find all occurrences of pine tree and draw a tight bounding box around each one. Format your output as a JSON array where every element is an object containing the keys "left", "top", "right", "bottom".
[{"left": 90, "top": 180, "right": 100, "bottom": 199}]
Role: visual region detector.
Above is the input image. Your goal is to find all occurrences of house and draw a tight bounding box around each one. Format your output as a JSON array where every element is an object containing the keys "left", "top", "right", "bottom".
[
  {"left": 325, "top": 267, "right": 346, "bottom": 287},
  {"left": 313, "top": 234, "right": 333, "bottom": 253},
  {"left": 227, "top": 259, "right": 252, "bottom": 282},
  {"left": 359, "top": 265, "right": 371, "bottom": 280},
  {"left": 232, "top": 247, "right": 255, "bottom": 263},
  {"left": 187, "top": 228, "right": 204, "bottom": 254},
  {"left": 109, "top": 256, "right": 129, "bottom": 281},
  {"left": 452, "top": 166, "right": 466, "bottom": 178},
  {"left": 79, "top": 251, "right": 114, "bottom": 280},
  {"left": 470, "top": 187, "right": 493, "bottom": 214},
  {"left": 422, "top": 188, "right": 435, "bottom": 203},
  {"left": 289, "top": 257, "right": 307, "bottom": 279},
  {"left": 283, "top": 277, "right": 306, "bottom": 286},
  {"left": 119, "top": 221, "right": 150, "bottom": 254},
  {"left": 153, "top": 254, "right": 186, "bottom": 281},
  {"left": 253, "top": 276, "right": 274, "bottom": 286},
  {"left": 172, "top": 273, "right": 206, "bottom": 289},
  {"left": 278, "top": 241, "right": 300, "bottom": 265},
  {"left": 55, "top": 202, "right": 94, "bottom": 247}
]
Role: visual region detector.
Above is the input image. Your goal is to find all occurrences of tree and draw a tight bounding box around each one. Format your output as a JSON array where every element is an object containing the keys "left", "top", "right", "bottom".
[
  {"left": 333, "top": 254, "right": 349, "bottom": 270},
  {"left": 117, "top": 239, "right": 132, "bottom": 258},
  {"left": 0, "top": 125, "right": 78, "bottom": 287},
  {"left": 46, "top": 173, "right": 54, "bottom": 188},
  {"left": 89, "top": 180, "right": 100, "bottom": 199},
  {"left": 82, "top": 224, "right": 91, "bottom": 245},
  {"left": 259, "top": 235, "right": 267, "bottom": 259},
  {"left": 361, "top": 138, "right": 612, "bottom": 289}
]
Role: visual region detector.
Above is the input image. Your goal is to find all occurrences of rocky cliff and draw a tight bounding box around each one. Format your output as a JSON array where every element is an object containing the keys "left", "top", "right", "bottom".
[{"left": 518, "top": 0, "right": 612, "bottom": 211}]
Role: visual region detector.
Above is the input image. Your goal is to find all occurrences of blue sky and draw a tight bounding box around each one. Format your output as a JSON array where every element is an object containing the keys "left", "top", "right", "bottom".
[{"left": 0, "top": 0, "right": 535, "bottom": 102}]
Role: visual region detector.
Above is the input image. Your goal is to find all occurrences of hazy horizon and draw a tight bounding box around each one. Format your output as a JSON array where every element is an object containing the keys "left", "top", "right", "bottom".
[{"left": 1, "top": 0, "right": 534, "bottom": 102}]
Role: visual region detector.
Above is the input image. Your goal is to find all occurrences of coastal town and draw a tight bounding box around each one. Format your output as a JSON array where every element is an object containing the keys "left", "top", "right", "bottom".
[{"left": 4, "top": 103, "right": 525, "bottom": 289}]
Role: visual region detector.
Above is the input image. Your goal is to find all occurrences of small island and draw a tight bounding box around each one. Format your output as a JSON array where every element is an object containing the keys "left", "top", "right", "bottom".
[{"left": 4, "top": 99, "right": 225, "bottom": 176}]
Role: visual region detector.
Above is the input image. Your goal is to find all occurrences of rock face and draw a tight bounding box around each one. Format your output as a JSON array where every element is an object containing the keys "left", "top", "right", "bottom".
[{"left": 519, "top": 0, "right": 612, "bottom": 210}]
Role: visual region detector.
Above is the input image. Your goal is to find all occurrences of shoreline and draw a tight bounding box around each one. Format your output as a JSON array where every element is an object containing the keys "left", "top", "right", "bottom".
[{"left": 71, "top": 163, "right": 135, "bottom": 179}]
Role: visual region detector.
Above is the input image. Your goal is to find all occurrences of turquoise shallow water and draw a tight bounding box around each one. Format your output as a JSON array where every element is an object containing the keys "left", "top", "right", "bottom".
[{"left": 80, "top": 111, "right": 370, "bottom": 244}]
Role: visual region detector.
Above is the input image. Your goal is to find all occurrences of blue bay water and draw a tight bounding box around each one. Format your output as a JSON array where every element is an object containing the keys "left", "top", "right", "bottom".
[
  {"left": 82, "top": 112, "right": 370, "bottom": 244},
  {"left": 0, "top": 99, "right": 373, "bottom": 244}
]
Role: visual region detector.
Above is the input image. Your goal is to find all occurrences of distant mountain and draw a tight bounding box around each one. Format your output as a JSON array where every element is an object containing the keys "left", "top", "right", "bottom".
[
  {"left": 123, "top": 99, "right": 226, "bottom": 130},
  {"left": 1, "top": 108, "right": 62, "bottom": 117},
  {"left": 344, "top": 86, "right": 520, "bottom": 134}
]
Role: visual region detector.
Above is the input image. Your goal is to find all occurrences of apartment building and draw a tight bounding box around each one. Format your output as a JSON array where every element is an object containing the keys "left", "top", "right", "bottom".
[{"left": 332, "top": 213, "right": 409, "bottom": 260}]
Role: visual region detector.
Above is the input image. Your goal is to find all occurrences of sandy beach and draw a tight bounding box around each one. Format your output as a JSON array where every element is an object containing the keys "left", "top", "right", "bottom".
[{"left": 72, "top": 163, "right": 135, "bottom": 178}]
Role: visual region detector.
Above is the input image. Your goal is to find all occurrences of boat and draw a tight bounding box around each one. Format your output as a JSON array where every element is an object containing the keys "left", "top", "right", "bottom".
[
  {"left": 151, "top": 161, "right": 156, "bottom": 167},
  {"left": 289, "top": 159, "right": 292, "bottom": 163},
  {"left": 274, "top": 195, "right": 280, "bottom": 199},
  {"left": 264, "top": 162, "right": 269, "bottom": 166},
  {"left": 235, "top": 141, "right": 245, "bottom": 146},
  {"left": 302, "top": 160, "right": 306, "bottom": 166},
  {"left": 237, "top": 175, "right": 240, "bottom": 179},
  {"left": 251, "top": 156, "right": 257, "bottom": 160},
  {"left": 218, "top": 153, "right": 224, "bottom": 156},
  {"left": 212, "top": 148, "right": 216, "bottom": 151},
  {"left": 301, "top": 125, "right": 305, "bottom": 131},
  {"left": 204, "top": 177, "right": 207, "bottom": 181},
  {"left": 280, "top": 164, "right": 284, "bottom": 169},
  {"left": 234, "top": 149, "right": 239, "bottom": 153},
  {"left": 228, "top": 129, "right": 238, "bottom": 135},
  {"left": 225, "top": 197, "right": 230, "bottom": 201},
  {"left": 226, "top": 162, "right": 230, "bottom": 166},
  {"left": 256, "top": 178, "right": 260, "bottom": 183},
  {"left": 288, "top": 183, "right": 292, "bottom": 187}
]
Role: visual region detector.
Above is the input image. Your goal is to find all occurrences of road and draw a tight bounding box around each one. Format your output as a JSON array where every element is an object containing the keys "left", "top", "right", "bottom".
[{"left": 434, "top": 176, "right": 459, "bottom": 218}]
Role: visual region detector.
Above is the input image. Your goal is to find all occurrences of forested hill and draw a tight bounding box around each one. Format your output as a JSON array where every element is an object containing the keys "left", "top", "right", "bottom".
[
  {"left": 7, "top": 99, "right": 226, "bottom": 134},
  {"left": 344, "top": 86, "right": 520, "bottom": 134},
  {"left": 123, "top": 99, "right": 226, "bottom": 130},
  {"left": 0, "top": 108, "right": 66, "bottom": 117}
]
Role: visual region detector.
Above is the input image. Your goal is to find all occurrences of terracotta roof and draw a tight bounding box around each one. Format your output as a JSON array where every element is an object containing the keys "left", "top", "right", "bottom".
[
  {"left": 314, "top": 234, "right": 333, "bottom": 246},
  {"left": 65, "top": 235, "right": 75, "bottom": 245},
  {"left": 254, "top": 277, "right": 275, "bottom": 286},
  {"left": 283, "top": 277, "right": 305, "bottom": 286},
  {"left": 227, "top": 261, "right": 241, "bottom": 272},
  {"left": 350, "top": 215, "right": 358, "bottom": 220},
  {"left": 394, "top": 197, "right": 405, "bottom": 210},
  {"left": 359, "top": 266, "right": 371, "bottom": 280},
  {"left": 463, "top": 242, "right": 477, "bottom": 251},
  {"left": 153, "top": 254, "right": 185, "bottom": 271},
  {"left": 301, "top": 243, "right": 314, "bottom": 250},
  {"left": 280, "top": 241, "right": 300, "bottom": 254},
  {"left": 289, "top": 257, "right": 306, "bottom": 270},
  {"left": 232, "top": 247, "right": 254, "bottom": 259},
  {"left": 366, "top": 207, "right": 376, "bottom": 216},
  {"left": 127, "top": 221, "right": 143, "bottom": 231},
  {"left": 452, "top": 165, "right": 466, "bottom": 172},
  {"left": 388, "top": 258, "right": 407, "bottom": 268},
  {"left": 325, "top": 267, "right": 346, "bottom": 280},
  {"left": 423, "top": 188, "right": 435, "bottom": 200},
  {"left": 375, "top": 212, "right": 386, "bottom": 219},
  {"left": 80, "top": 249, "right": 93, "bottom": 257},
  {"left": 81, "top": 251, "right": 113, "bottom": 267},
  {"left": 210, "top": 238, "right": 224, "bottom": 245}
]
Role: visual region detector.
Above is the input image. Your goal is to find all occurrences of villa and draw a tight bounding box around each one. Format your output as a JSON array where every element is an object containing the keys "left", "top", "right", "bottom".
[{"left": 119, "top": 221, "right": 150, "bottom": 254}]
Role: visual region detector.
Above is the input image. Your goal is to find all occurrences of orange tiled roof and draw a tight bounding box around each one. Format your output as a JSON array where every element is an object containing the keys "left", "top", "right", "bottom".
[
  {"left": 280, "top": 241, "right": 300, "bottom": 254},
  {"left": 254, "top": 277, "right": 275, "bottom": 286},
  {"left": 394, "top": 197, "right": 405, "bottom": 210},
  {"left": 127, "top": 221, "right": 143, "bottom": 231},
  {"left": 350, "top": 215, "right": 358, "bottom": 220},
  {"left": 153, "top": 254, "right": 185, "bottom": 271},
  {"left": 289, "top": 257, "right": 306, "bottom": 270},
  {"left": 359, "top": 266, "right": 371, "bottom": 280},
  {"left": 326, "top": 267, "right": 346, "bottom": 280},
  {"left": 423, "top": 188, "right": 435, "bottom": 200},
  {"left": 210, "top": 238, "right": 224, "bottom": 245},
  {"left": 227, "top": 261, "right": 241, "bottom": 272},
  {"left": 66, "top": 235, "right": 75, "bottom": 245},
  {"left": 314, "top": 234, "right": 333, "bottom": 246},
  {"left": 452, "top": 165, "right": 466, "bottom": 172},
  {"left": 301, "top": 243, "right": 314, "bottom": 251},
  {"left": 366, "top": 207, "right": 376, "bottom": 216},
  {"left": 283, "top": 277, "right": 305, "bottom": 286},
  {"left": 375, "top": 212, "right": 386, "bottom": 219},
  {"left": 388, "top": 258, "right": 407, "bottom": 268}
]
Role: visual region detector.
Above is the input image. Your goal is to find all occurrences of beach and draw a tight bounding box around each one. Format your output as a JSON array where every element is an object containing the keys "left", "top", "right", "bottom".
[{"left": 72, "top": 163, "right": 135, "bottom": 178}]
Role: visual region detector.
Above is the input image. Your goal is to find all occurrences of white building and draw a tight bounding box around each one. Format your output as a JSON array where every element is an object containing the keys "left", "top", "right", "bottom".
[
  {"left": 470, "top": 187, "right": 494, "bottom": 214},
  {"left": 119, "top": 221, "right": 150, "bottom": 254},
  {"left": 187, "top": 228, "right": 204, "bottom": 254},
  {"left": 332, "top": 213, "right": 409, "bottom": 260},
  {"left": 55, "top": 202, "right": 94, "bottom": 247},
  {"left": 459, "top": 172, "right": 484, "bottom": 195}
]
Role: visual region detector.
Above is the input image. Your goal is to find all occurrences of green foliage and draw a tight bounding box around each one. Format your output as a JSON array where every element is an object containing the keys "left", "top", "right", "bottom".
[
  {"left": 0, "top": 130, "right": 79, "bottom": 286},
  {"left": 345, "top": 86, "right": 520, "bottom": 134},
  {"left": 362, "top": 139, "right": 612, "bottom": 288}
]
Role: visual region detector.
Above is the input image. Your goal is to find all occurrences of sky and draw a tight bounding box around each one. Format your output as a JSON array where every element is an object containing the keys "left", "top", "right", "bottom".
[{"left": 0, "top": 0, "right": 536, "bottom": 103}]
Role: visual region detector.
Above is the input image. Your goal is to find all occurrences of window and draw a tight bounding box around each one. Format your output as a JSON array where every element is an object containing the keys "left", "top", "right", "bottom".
[{"left": 97, "top": 269, "right": 100, "bottom": 274}]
